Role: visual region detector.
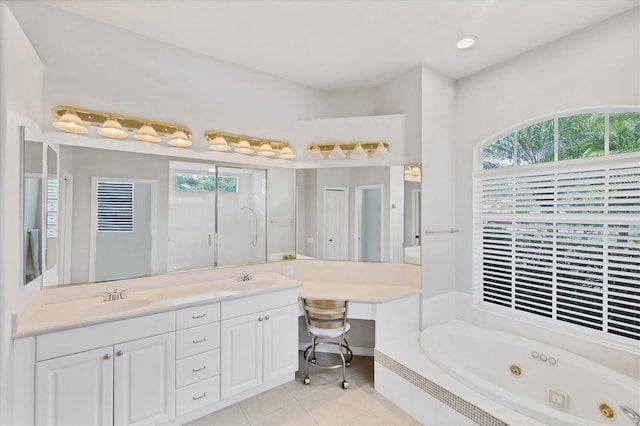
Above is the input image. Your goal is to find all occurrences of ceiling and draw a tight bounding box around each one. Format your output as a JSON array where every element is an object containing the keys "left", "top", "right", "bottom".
[{"left": 38, "top": 0, "right": 640, "bottom": 91}]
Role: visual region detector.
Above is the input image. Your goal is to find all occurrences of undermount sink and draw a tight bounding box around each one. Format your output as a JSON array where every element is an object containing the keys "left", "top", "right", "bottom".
[
  {"left": 229, "top": 280, "right": 274, "bottom": 291},
  {"left": 81, "top": 295, "right": 160, "bottom": 317}
]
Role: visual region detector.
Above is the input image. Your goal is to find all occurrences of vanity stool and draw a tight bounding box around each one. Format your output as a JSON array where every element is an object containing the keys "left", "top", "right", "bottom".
[{"left": 301, "top": 297, "right": 353, "bottom": 389}]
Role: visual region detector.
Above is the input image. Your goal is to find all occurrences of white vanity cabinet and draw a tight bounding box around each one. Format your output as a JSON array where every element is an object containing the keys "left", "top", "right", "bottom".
[
  {"left": 220, "top": 289, "right": 298, "bottom": 398},
  {"left": 174, "top": 303, "right": 221, "bottom": 416},
  {"left": 34, "top": 312, "right": 176, "bottom": 426}
]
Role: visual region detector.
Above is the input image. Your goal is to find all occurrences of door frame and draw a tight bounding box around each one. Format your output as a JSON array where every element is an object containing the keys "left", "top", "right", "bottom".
[
  {"left": 354, "top": 184, "right": 384, "bottom": 262},
  {"left": 59, "top": 170, "right": 73, "bottom": 284},
  {"left": 411, "top": 188, "right": 421, "bottom": 246},
  {"left": 89, "top": 176, "right": 157, "bottom": 282}
]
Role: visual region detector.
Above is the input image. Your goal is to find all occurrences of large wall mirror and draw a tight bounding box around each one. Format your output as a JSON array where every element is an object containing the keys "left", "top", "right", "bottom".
[
  {"left": 22, "top": 136, "right": 44, "bottom": 285},
  {"left": 41, "top": 144, "right": 296, "bottom": 287},
  {"left": 404, "top": 164, "right": 421, "bottom": 265}
]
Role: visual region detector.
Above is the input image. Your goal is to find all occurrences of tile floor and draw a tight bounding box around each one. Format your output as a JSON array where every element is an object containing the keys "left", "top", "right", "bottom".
[{"left": 186, "top": 352, "right": 420, "bottom": 425}]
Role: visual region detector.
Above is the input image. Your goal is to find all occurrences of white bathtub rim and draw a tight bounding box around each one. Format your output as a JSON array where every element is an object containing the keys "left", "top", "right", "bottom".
[{"left": 419, "top": 320, "right": 639, "bottom": 425}]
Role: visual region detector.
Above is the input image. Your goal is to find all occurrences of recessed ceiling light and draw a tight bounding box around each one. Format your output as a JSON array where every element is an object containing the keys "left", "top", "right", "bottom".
[{"left": 456, "top": 37, "right": 477, "bottom": 50}]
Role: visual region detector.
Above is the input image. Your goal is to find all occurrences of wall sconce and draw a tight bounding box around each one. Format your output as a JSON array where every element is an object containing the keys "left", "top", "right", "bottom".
[
  {"left": 52, "top": 105, "right": 192, "bottom": 147},
  {"left": 204, "top": 131, "right": 295, "bottom": 160},
  {"left": 306, "top": 141, "right": 390, "bottom": 160}
]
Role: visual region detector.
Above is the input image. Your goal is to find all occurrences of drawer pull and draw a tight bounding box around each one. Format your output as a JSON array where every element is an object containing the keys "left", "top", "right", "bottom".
[
  {"left": 192, "top": 337, "right": 207, "bottom": 344},
  {"left": 191, "top": 313, "right": 206, "bottom": 319},
  {"left": 192, "top": 365, "right": 206, "bottom": 372},
  {"left": 192, "top": 392, "right": 207, "bottom": 400}
]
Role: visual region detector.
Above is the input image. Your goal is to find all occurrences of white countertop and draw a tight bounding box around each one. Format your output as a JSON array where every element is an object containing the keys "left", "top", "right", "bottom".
[
  {"left": 14, "top": 274, "right": 421, "bottom": 339},
  {"left": 299, "top": 281, "right": 420, "bottom": 303},
  {"left": 14, "top": 273, "right": 300, "bottom": 338}
]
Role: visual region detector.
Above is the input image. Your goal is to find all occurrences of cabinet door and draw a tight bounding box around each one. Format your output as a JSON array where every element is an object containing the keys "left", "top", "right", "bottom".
[
  {"left": 263, "top": 304, "right": 299, "bottom": 382},
  {"left": 36, "top": 346, "right": 113, "bottom": 426},
  {"left": 221, "top": 313, "right": 262, "bottom": 398},
  {"left": 113, "top": 333, "right": 176, "bottom": 425}
]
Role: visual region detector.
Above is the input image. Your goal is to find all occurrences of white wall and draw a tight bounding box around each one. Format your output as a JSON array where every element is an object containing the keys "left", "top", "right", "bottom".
[
  {"left": 7, "top": 1, "right": 333, "bottom": 153},
  {"left": 454, "top": 8, "right": 640, "bottom": 295},
  {"left": 0, "top": 3, "right": 43, "bottom": 423}
]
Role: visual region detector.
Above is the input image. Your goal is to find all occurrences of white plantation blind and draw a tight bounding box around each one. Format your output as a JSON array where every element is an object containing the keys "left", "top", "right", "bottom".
[
  {"left": 474, "top": 154, "right": 640, "bottom": 342},
  {"left": 97, "top": 181, "right": 134, "bottom": 232}
]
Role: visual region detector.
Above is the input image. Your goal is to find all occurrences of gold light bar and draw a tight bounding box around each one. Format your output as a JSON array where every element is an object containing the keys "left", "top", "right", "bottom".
[
  {"left": 52, "top": 105, "right": 191, "bottom": 138},
  {"left": 204, "top": 130, "right": 291, "bottom": 151},
  {"left": 307, "top": 141, "right": 390, "bottom": 155}
]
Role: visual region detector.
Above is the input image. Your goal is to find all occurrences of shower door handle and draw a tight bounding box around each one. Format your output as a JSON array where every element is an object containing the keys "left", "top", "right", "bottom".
[{"left": 208, "top": 234, "right": 212, "bottom": 246}]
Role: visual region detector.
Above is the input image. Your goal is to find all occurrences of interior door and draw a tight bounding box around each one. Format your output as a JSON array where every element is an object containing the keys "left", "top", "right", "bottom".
[{"left": 323, "top": 187, "right": 348, "bottom": 260}]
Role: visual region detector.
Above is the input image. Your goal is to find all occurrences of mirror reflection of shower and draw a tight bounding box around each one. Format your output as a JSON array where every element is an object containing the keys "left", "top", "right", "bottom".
[{"left": 240, "top": 206, "right": 257, "bottom": 247}]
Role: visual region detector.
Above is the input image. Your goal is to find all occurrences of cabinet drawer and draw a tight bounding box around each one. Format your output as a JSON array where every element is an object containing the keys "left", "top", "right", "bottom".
[
  {"left": 176, "top": 303, "right": 220, "bottom": 330},
  {"left": 176, "top": 323, "right": 220, "bottom": 359},
  {"left": 176, "top": 349, "right": 220, "bottom": 388},
  {"left": 176, "top": 376, "right": 220, "bottom": 417}
]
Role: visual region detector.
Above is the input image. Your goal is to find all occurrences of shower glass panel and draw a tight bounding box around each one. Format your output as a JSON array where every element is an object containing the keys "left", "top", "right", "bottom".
[{"left": 216, "top": 166, "right": 266, "bottom": 267}]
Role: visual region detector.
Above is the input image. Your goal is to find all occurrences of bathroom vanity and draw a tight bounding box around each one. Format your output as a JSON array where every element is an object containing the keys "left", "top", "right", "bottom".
[{"left": 13, "top": 275, "right": 300, "bottom": 426}]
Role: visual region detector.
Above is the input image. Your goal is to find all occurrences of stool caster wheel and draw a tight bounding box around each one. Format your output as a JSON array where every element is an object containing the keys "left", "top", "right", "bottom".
[
  {"left": 304, "top": 376, "right": 310, "bottom": 385},
  {"left": 345, "top": 362, "right": 351, "bottom": 367},
  {"left": 310, "top": 357, "right": 316, "bottom": 364},
  {"left": 341, "top": 380, "right": 349, "bottom": 390}
]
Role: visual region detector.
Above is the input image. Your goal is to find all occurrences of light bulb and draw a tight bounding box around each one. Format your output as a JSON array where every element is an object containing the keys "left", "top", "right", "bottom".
[
  {"left": 278, "top": 146, "right": 296, "bottom": 159},
  {"left": 134, "top": 124, "right": 160, "bottom": 143},
  {"left": 98, "top": 119, "right": 128, "bottom": 139},
  {"left": 53, "top": 111, "right": 87, "bottom": 134},
  {"left": 209, "top": 136, "right": 231, "bottom": 151},
  {"left": 257, "top": 143, "right": 276, "bottom": 157},
  {"left": 234, "top": 140, "right": 254, "bottom": 154},
  {"left": 168, "top": 130, "right": 191, "bottom": 147}
]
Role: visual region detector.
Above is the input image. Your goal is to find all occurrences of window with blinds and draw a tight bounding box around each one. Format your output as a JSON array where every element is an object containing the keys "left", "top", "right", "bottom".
[
  {"left": 474, "top": 154, "right": 640, "bottom": 342},
  {"left": 97, "top": 181, "right": 134, "bottom": 232},
  {"left": 46, "top": 178, "right": 58, "bottom": 238}
]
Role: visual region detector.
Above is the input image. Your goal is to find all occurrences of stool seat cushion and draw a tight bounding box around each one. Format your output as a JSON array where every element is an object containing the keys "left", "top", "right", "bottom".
[{"left": 309, "top": 322, "right": 351, "bottom": 338}]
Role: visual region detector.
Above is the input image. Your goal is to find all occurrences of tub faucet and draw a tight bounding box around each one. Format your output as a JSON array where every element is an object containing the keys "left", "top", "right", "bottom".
[
  {"left": 238, "top": 271, "right": 253, "bottom": 282},
  {"left": 620, "top": 405, "right": 640, "bottom": 426}
]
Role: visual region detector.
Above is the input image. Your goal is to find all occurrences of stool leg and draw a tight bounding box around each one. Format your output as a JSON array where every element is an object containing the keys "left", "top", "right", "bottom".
[
  {"left": 304, "top": 336, "right": 314, "bottom": 385},
  {"left": 338, "top": 336, "right": 348, "bottom": 389}
]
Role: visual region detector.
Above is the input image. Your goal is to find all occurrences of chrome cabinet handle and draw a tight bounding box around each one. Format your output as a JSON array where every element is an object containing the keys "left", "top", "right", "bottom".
[
  {"left": 264, "top": 315, "right": 270, "bottom": 320},
  {"left": 192, "top": 365, "right": 206, "bottom": 372},
  {"left": 116, "top": 350, "right": 124, "bottom": 357},
  {"left": 192, "top": 337, "right": 206, "bottom": 344},
  {"left": 258, "top": 317, "right": 263, "bottom": 322},
  {"left": 192, "top": 313, "right": 206, "bottom": 319},
  {"left": 192, "top": 392, "right": 206, "bottom": 400},
  {"left": 103, "top": 354, "right": 111, "bottom": 360}
]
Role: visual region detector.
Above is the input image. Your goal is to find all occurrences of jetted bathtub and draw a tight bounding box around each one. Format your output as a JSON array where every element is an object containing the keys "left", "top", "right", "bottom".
[{"left": 420, "top": 322, "right": 639, "bottom": 425}]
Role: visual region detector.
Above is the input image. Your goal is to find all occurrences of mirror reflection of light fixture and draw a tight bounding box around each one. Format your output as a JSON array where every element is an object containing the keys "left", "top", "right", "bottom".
[
  {"left": 203, "top": 130, "right": 295, "bottom": 160},
  {"left": 328, "top": 145, "right": 347, "bottom": 160},
  {"left": 208, "top": 135, "right": 231, "bottom": 151},
  {"left": 53, "top": 109, "right": 87, "bottom": 134},
  {"left": 168, "top": 130, "right": 191, "bottom": 147},
  {"left": 349, "top": 143, "right": 368, "bottom": 159},
  {"left": 405, "top": 163, "right": 421, "bottom": 181},
  {"left": 52, "top": 105, "right": 192, "bottom": 146},
  {"left": 234, "top": 140, "right": 254, "bottom": 154},
  {"left": 278, "top": 146, "right": 296, "bottom": 159},
  {"left": 307, "top": 141, "right": 390, "bottom": 160},
  {"left": 98, "top": 118, "right": 128, "bottom": 139},
  {"left": 307, "top": 145, "right": 324, "bottom": 160},
  {"left": 372, "top": 142, "right": 390, "bottom": 159},
  {"left": 135, "top": 123, "right": 160, "bottom": 143},
  {"left": 257, "top": 143, "right": 276, "bottom": 157}
]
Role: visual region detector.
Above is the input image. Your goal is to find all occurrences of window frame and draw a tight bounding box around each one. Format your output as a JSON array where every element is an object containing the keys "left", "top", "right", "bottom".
[{"left": 473, "top": 107, "right": 640, "bottom": 347}]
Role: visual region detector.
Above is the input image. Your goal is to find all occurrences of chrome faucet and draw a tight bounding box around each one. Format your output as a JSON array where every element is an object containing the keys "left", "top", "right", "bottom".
[
  {"left": 620, "top": 405, "right": 640, "bottom": 426},
  {"left": 237, "top": 271, "right": 253, "bottom": 282},
  {"left": 100, "top": 288, "right": 130, "bottom": 301}
]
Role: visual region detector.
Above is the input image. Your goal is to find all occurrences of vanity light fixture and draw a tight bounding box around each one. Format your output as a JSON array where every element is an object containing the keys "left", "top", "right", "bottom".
[
  {"left": 328, "top": 145, "right": 347, "bottom": 160},
  {"left": 53, "top": 109, "right": 87, "bottom": 134},
  {"left": 98, "top": 118, "right": 128, "bottom": 139},
  {"left": 168, "top": 130, "right": 192, "bottom": 147},
  {"left": 307, "top": 145, "right": 324, "bottom": 160},
  {"left": 257, "top": 143, "right": 276, "bottom": 157},
  {"left": 204, "top": 130, "right": 295, "bottom": 160},
  {"left": 306, "top": 141, "right": 391, "bottom": 160},
  {"left": 209, "top": 135, "right": 231, "bottom": 151},
  {"left": 52, "top": 105, "right": 192, "bottom": 146},
  {"left": 134, "top": 123, "right": 161, "bottom": 143},
  {"left": 405, "top": 163, "right": 421, "bottom": 181},
  {"left": 234, "top": 140, "right": 254, "bottom": 154},
  {"left": 278, "top": 146, "right": 296, "bottom": 159}
]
